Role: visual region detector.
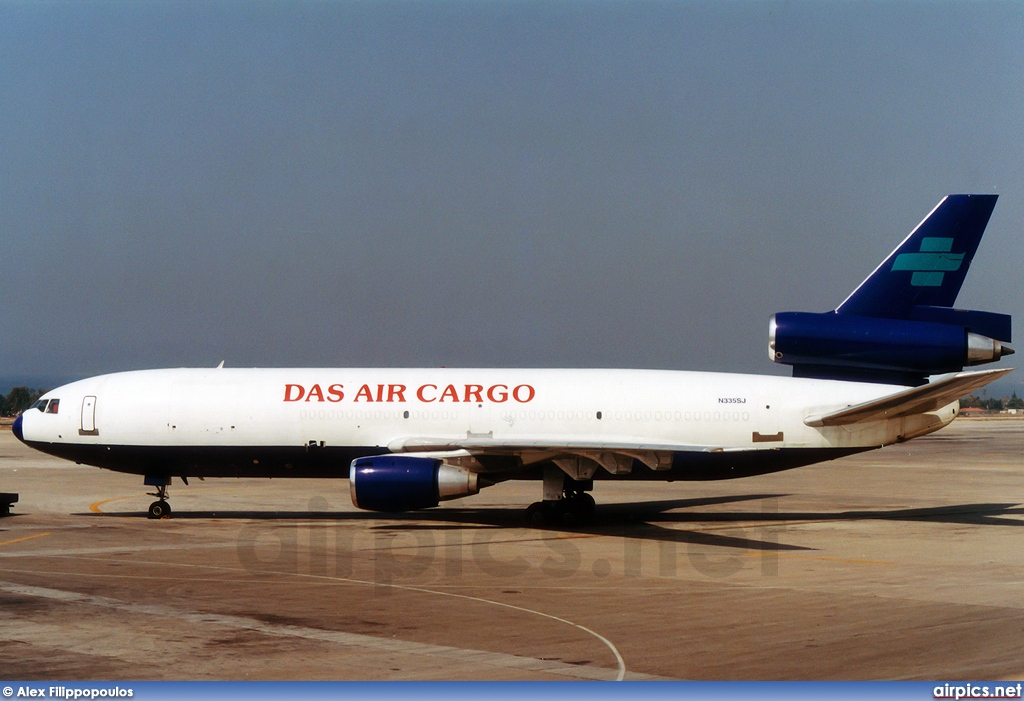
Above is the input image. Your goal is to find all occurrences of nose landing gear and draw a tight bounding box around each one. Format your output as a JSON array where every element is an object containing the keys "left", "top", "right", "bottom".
[
  {"left": 147, "top": 495, "right": 171, "bottom": 519},
  {"left": 145, "top": 476, "right": 172, "bottom": 519}
]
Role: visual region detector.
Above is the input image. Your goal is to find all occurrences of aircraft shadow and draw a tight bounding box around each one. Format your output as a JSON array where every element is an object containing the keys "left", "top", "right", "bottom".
[{"left": 77, "top": 495, "right": 1024, "bottom": 552}]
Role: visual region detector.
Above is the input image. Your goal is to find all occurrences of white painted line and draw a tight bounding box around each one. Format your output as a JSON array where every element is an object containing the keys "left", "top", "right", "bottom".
[
  {"left": 0, "top": 543, "right": 232, "bottom": 558},
  {"left": 0, "top": 581, "right": 660, "bottom": 681}
]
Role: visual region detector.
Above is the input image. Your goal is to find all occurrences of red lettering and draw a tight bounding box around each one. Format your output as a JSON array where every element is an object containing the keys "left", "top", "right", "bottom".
[
  {"left": 513, "top": 384, "right": 535, "bottom": 403},
  {"left": 288, "top": 380, "right": 529, "bottom": 404},
  {"left": 487, "top": 384, "right": 508, "bottom": 402}
]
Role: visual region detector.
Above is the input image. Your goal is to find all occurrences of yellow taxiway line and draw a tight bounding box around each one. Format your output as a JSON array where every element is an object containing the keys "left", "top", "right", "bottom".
[
  {"left": 0, "top": 532, "right": 52, "bottom": 548},
  {"left": 89, "top": 495, "right": 149, "bottom": 513}
]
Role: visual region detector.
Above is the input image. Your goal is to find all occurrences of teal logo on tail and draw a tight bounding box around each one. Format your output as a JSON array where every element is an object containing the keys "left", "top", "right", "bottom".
[{"left": 891, "top": 237, "right": 964, "bottom": 287}]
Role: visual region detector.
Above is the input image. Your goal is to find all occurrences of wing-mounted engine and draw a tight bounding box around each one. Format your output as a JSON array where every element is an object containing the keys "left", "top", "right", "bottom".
[
  {"left": 770, "top": 194, "right": 1013, "bottom": 385},
  {"left": 349, "top": 455, "right": 483, "bottom": 512}
]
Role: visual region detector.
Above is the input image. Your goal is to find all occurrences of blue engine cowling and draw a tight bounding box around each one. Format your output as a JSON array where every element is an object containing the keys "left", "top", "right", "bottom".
[
  {"left": 770, "top": 311, "right": 1013, "bottom": 385},
  {"left": 349, "top": 455, "right": 480, "bottom": 512}
]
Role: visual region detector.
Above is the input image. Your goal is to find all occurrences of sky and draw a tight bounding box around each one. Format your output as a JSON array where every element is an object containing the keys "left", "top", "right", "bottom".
[{"left": 1, "top": 0, "right": 1023, "bottom": 390}]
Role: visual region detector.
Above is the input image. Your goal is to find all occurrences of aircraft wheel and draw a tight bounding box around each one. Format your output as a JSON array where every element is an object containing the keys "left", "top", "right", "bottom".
[
  {"left": 148, "top": 500, "right": 171, "bottom": 519},
  {"left": 526, "top": 502, "right": 546, "bottom": 525},
  {"left": 559, "top": 504, "right": 580, "bottom": 526},
  {"left": 577, "top": 493, "right": 596, "bottom": 516}
]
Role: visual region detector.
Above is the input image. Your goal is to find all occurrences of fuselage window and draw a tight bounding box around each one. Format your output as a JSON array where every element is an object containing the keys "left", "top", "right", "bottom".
[
  {"left": 31, "top": 399, "right": 48, "bottom": 412},
  {"left": 46, "top": 399, "right": 60, "bottom": 414}
]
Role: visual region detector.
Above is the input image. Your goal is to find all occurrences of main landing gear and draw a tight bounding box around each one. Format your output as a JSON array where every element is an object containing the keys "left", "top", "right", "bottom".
[
  {"left": 526, "top": 491, "right": 595, "bottom": 526},
  {"left": 145, "top": 477, "right": 172, "bottom": 519},
  {"left": 526, "top": 467, "right": 596, "bottom": 525}
]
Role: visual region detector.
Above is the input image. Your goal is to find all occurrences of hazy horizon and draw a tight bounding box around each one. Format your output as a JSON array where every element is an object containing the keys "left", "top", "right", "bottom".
[{"left": 2, "top": 1, "right": 1021, "bottom": 385}]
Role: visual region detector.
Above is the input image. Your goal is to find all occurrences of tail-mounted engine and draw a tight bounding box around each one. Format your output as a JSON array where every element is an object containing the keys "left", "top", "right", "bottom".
[{"left": 770, "top": 309, "right": 1013, "bottom": 385}]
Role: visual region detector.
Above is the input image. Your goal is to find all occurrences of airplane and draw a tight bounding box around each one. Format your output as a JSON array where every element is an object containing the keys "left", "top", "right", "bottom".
[{"left": 12, "top": 194, "right": 1015, "bottom": 523}]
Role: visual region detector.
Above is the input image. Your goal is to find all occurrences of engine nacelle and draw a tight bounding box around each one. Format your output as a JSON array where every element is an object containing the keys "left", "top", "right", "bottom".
[
  {"left": 770, "top": 311, "right": 1013, "bottom": 384},
  {"left": 349, "top": 455, "right": 480, "bottom": 512}
]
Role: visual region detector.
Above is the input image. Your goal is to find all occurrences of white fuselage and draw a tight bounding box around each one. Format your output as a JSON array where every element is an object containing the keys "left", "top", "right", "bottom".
[{"left": 18, "top": 367, "right": 956, "bottom": 459}]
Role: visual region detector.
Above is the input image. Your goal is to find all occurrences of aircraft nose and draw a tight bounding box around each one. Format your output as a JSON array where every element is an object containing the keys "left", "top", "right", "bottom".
[{"left": 12, "top": 414, "right": 24, "bottom": 442}]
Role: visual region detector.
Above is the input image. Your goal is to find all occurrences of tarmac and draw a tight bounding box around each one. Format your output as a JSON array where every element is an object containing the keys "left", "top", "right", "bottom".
[{"left": 1, "top": 418, "right": 1023, "bottom": 681}]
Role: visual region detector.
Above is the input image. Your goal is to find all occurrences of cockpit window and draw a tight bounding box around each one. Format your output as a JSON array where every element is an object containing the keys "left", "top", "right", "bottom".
[
  {"left": 46, "top": 399, "right": 60, "bottom": 414},
  {"left": 31, "top": 399, "right": 48, "bottom": 412}
]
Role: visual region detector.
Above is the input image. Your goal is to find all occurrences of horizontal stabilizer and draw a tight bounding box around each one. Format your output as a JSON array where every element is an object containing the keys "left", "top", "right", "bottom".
[{"left": 803, "top": 368, "right": 1013, "bottom": 427}]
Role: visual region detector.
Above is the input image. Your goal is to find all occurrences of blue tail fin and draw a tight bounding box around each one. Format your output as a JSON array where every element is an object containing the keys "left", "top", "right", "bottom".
[{"left": 836, "top": 194, "right": 998, "bottom": 318}]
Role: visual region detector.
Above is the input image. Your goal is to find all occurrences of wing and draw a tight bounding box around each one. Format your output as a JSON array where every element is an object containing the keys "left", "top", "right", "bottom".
[
  {"left": 386, "top": 435, "right": 716, "bottom": 473},
  {"left": 803, "top": 368, "right": 1012, "bottom": 428}
]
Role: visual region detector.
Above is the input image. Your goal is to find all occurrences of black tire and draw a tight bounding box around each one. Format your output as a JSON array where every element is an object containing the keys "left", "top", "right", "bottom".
[
  {"left": 148, "top": 500, "right": 170, "bottom": 519},
  {"left": 577, "top": 493, "right": 596, "bottom": 515},
  {"left": 560, "top": 505, "right": 579, "bottom": 526},
  {"left": 526, "top": 502, "right": 546, "bottom": 525}
]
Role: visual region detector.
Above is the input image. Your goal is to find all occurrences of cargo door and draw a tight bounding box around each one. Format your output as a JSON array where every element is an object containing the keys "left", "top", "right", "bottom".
[{"left": 753, "top": 397, "right": 783, "bottom": 444}]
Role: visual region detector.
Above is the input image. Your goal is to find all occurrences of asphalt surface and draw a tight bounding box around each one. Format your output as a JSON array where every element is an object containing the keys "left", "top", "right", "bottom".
[{"left": 1, "top": 419, "right": 1023, "bottom": 680}]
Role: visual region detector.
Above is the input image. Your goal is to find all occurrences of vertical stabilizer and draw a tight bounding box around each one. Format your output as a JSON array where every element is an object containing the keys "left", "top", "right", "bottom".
[{"left": 836, "top": 194, "right": 998, "bottom": 319}]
